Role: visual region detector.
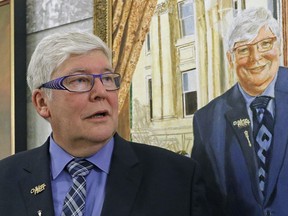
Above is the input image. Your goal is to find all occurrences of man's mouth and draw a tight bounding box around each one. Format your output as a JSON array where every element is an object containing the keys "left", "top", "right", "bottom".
[
  {"left": 248, "top": 65, "right": 266, "bottom": 73},
  {"left": 88, "top": 111, "right": 108, "bottom": 119}
]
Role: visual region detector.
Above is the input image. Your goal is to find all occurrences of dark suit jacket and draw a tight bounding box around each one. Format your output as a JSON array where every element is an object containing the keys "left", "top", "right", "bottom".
[
  {"left": 0, "top": 133, "right": 209, "bottom": 216},
  {"left": 191, "top": 67, "right": 288, "bottom": 216}
]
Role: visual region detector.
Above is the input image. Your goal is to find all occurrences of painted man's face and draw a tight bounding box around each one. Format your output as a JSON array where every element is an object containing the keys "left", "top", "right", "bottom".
[{"left": 228, "top": 26, "right": 281, "bottom": 96}]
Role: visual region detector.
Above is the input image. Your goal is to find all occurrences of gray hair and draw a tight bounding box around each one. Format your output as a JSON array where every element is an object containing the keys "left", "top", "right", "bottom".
[
  {"left": 27, "top": 31, "right": 111, "bottom": 92},
  {"left": 226, "top": 7, "right": 281, "bottom": 52}
]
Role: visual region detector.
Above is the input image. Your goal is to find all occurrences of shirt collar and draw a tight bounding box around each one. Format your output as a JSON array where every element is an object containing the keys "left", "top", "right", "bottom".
[{"left": 49, "top": 135, "right": 114, "bottom": 180}]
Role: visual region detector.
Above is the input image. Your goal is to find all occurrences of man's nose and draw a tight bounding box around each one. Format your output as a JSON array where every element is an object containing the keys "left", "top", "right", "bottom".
[
  {"left": 249, "top": 46, "right": 262, "bottom": 62},
  {"left": 89, "top": 78, "right": 108, "bottom": 99}
]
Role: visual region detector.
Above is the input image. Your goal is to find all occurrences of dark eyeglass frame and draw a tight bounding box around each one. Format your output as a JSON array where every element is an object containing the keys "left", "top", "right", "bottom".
[
  {"left": 232, "top": 36, "right": 277, "bottom": 57},
  {"left": 39, "top": 72, "right": 121, "bottom": 92}
]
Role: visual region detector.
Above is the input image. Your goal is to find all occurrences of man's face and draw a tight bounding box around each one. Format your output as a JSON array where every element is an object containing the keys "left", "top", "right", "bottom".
[
  {"left": 36, "top": 50, "right": 118, "bottom": 155},
  {"left": 228, "top": 26, "right": 281, "bottom": 96}
]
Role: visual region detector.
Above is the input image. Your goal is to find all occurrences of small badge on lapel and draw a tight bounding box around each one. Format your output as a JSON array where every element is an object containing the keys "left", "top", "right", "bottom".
[
  {"left": 244, "top": 130, "right": 252, "bottom": 147},
  {"left": 233, "top": 118, "right": 250, "bottom": 128},
  {"left": 233, "top": 118, "right": 252, "bottom": 147},
  {"left": 30, "top": 183, "right": 46, "bottom": 195}
]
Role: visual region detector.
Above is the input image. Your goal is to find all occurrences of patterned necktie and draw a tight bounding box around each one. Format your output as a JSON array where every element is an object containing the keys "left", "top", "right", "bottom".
[
  {"left": 61, "top": 159, "right": 94, "bottom": 216},
  {"left": 250, "top": 96, "right": 274, "bottom": 196}
]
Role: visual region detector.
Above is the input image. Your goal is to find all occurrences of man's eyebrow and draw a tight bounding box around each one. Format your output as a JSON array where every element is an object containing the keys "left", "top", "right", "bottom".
[
  {"left": 64, "top": 67, "right": 115, "bottom": 75},
  {"left": 104, "top": 66, "right": 114, "bottom": 71},
  {"left": 234, "top": 40, "right": 249, "bottom": 46},
  {"left": 66, "top": 68, "right": 87, "bottom": 74}
]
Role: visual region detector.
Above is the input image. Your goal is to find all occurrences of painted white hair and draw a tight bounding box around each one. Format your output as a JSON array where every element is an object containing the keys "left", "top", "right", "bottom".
[
  {"left": 226, "top": 7, "right": 281, "bottom": 52},
  {"left": 27, "top": 31, "right": 111, "bottom": 92}
]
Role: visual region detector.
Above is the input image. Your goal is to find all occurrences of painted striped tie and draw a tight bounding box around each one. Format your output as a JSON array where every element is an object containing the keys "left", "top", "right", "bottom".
[
  {"left": 61, "top": 159, "right": 94, "bottom": 216},
  {"left": 250, "top": 96, "right": 274, "bottom": 196}
]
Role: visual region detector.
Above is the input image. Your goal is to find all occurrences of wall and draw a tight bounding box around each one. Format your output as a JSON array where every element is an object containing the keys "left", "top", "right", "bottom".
[
  {"left": 0, "top": 3, "right": 12, "bottom": 158},
  {"left": 26, "top": 0, "right": 94, "bottom": 149}
]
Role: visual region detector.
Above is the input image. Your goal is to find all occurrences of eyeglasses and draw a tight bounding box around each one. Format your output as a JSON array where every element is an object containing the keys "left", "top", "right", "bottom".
[
  {"left": 39, "top": 72, "right": 121, "bottom": 92},
  {"left": 233, "top": 37, "right": 277, "bottom": 57}
]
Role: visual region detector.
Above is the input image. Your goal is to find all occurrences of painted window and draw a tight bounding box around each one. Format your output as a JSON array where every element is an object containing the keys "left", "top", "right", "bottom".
[
  {"left": 148, "top": 77, "right": 153, "bottom": 119},
  {"left": 182, "top": 69, "right": 197, "bottom": 116},
  {"left": 178, "top": 0, "right": 194, "bottom": 37}
]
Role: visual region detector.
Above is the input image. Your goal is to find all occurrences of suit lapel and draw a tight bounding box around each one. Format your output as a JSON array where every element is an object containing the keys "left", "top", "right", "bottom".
[
  {"left": 265, "top": 68, "right": 288, "bottom": 204},
  {"left": 101, "top": 134, "right": 143, "bottom": 216},
  {"left": 225, "top": 86, "right": 262, "bottom": 203},
  {"left": 19, "top": 142, "right": 55, "bottom": 216}
]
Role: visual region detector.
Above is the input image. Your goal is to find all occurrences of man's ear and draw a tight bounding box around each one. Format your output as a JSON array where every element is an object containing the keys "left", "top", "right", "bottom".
[
  {"left": 226, "top": 51, "right": 233, "bottom": 68},
  {"left": 32, "top": 90, "right": 51, "bottom": 119},
  {"left": 278, "top": 41, "right": 282, "bottom": 56}
]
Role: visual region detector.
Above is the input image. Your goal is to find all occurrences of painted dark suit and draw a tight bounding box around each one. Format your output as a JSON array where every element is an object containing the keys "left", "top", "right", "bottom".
[
  {"left": 191, "top": 67, "right": 288, "bottom": 216},
  {"left": 0, "top": 133, "right": 209, "bottom": 216}
]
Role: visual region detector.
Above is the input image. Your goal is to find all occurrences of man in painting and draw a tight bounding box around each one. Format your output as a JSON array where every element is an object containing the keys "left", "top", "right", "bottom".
[
  {"left": 191, "top": 7, "right": 288, "bottom": 216},
  {"left": 0, "top": 31, "right": 209, "bottom": 216}
]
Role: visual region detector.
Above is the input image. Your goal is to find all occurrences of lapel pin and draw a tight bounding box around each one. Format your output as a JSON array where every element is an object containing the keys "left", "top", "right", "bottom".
[
  {"left": 37, "top": 210, "right": 42, "bottom": 216},
  {"left": 30, "top": 183, "right": 46, "bottom": 195},
  {"left": 233, "top": 118, "right": 250, "bottom": 128},
  {"left": 244, "top": 130, "right": 252, "bottom": 147}
]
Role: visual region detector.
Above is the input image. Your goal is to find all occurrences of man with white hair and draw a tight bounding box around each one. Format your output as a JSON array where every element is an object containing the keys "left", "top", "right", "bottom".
[
  {"left": 191, "top": 7, "right": 288, "bottom": 216},
  {"left": 0, "top": 32, "right": 209, "bottom": 216}
]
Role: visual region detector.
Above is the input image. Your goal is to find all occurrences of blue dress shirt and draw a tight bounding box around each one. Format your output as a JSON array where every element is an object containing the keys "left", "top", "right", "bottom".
[
  {"left": 238, "top": 73, "right": 277, "bottom": 129},
  {"left": 49, "top": 136, "right": 114, "bottom": 216}
]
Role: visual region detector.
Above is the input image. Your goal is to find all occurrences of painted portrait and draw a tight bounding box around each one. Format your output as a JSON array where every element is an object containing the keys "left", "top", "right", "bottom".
[{"left": 94, "top": 0, "right": 287, "bottom": 155}]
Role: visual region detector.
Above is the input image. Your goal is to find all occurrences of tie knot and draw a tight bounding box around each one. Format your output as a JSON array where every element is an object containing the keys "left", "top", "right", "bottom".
[
  {"left": 66, "top": 159, "right": 94, "bottom": 178},
  {"left": 250, "top": 96, "right": 272, "bottom": 111}
]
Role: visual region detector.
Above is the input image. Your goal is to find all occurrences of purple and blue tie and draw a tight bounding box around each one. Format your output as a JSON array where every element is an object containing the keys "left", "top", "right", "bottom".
[{"left": 61, "top": 159, "right": 94, "bottom": 216}]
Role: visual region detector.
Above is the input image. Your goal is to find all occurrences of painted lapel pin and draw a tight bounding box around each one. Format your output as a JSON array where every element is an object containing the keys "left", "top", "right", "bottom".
[
  {"left": 244, "top": 130, "right": 252, "bottom": 147},
  {"left": 233, "top": 118, "right": 250, "bottom": 128},
  {"left": 233, "top": 118, "right": 252, "bottom": 147},
  {"left": 30, "top": 183, "right": 46, "bottom": 195},
  {"left": 37, "top": 210, "right": 42, "bottom": 216}
]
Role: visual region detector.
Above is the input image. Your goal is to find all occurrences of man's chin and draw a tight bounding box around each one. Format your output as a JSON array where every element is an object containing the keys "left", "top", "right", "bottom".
[{"left": 89, "top": 130, "right": 115, "bottom": 142}]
